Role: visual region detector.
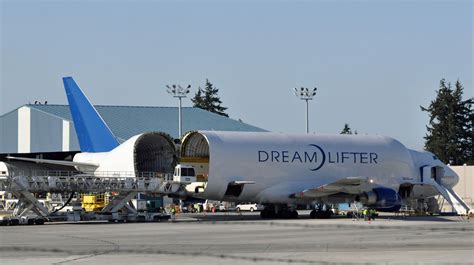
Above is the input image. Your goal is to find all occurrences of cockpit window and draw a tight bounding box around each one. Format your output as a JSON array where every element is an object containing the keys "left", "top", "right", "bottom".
[{"left": 433, "top": 155, "right": 439, "bottom": 160}]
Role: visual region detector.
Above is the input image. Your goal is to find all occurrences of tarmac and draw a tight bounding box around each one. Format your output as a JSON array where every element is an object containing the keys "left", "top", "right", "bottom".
[{"left": 0, "top": 211, "right": 473, "bottom": 265}]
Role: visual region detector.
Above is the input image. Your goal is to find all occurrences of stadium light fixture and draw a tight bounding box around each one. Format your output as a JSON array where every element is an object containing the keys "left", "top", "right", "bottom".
[
  {"left": 294, "top": 87, "right": 317, "bottom": 134},
  {"left": 167, "top": 84, "right": 191, "bottom": 138}
]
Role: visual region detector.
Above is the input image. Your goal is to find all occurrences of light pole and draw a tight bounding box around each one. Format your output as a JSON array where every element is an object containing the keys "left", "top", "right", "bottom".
[
  {"left": 294, "top": 87, "right": 317, "bottom": 134},
  {"left": 166, "top": 84, "right": 191, "bottom": 138}
]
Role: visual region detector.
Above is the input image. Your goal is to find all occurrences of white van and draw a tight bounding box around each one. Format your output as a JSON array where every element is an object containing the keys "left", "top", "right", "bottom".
[{"left": 235, "top": 203, "right": 264, "bottom": 212}]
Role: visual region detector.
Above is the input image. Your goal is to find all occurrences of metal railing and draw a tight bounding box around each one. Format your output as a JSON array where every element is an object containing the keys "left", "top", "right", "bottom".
[
  {"left": 5, "top": 170, "right": 169, "bottom": 179},
  {"left": 0, "top": 171, "right": 179, "bottom": 194}
]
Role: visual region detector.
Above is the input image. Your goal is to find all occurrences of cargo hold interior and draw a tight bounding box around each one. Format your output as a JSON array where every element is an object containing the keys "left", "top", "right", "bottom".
[{"left": 180, "top": 132, "right": 210, "bottom": 194}]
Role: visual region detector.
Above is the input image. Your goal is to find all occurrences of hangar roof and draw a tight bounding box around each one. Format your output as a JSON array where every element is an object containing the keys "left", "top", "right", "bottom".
[{"left": 26, "top": 104, "right": 266, "bottom": 141}]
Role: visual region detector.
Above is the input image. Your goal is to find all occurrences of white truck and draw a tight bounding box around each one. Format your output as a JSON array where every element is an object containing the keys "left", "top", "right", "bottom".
[{"left": 173, "top": 165, "right": 196, "bottom": 184}]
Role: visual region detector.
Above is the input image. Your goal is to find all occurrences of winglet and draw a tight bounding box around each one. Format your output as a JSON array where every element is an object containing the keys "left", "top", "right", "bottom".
[{"left": 63, "top": 77, "right": 119, "bottom": 152}]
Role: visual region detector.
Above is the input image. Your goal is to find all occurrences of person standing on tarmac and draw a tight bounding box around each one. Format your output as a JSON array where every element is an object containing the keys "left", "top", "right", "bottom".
[
  {"left": 363, "top": 208, "right": 369, "bottom": 221},
  {"left": 170, "top": 206, "right": 176, "bottom": 222},
  {"left": 370, "top": 208, "right": 377, "bottom": 221}
]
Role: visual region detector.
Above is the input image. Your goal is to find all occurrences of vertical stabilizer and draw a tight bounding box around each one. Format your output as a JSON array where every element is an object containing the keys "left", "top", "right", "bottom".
[{"left": 63, "top": 77, "right": 119, "bottom": 152}]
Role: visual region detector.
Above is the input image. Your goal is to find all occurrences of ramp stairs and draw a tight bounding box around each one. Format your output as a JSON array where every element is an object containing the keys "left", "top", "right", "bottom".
[{"left": 427, "top": 178, "right": 472, "bottom": 215}]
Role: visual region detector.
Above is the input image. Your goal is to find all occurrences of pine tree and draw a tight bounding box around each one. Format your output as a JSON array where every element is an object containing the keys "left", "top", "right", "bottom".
[
  {"left": 191, "top": 87, "right": 206, "bottom": 109},
  {"left": 453, "top": 80, "right": 473, "bottom": 164},
  {"left": 340, "top": 123, "right": 352, "bottom": 134},
  {"left": 421, "top": 79, "right": 473, "bottom": 165},
  {"left": 191, "top": 79, "right": 229, "bottom": 117}
]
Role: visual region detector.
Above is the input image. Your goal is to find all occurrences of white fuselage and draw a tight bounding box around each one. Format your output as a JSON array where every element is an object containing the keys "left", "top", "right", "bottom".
[{"left": 190, "top": 131, "right": 458, "bottom": 204}]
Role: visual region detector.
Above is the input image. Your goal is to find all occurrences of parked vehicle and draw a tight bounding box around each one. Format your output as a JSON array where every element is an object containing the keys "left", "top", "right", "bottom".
[
  {"left": 173, "top": 165, "right": 196, "bottom": 184},
  {"left": 235, "top": 203, "right": 264, "bottom": 212}
]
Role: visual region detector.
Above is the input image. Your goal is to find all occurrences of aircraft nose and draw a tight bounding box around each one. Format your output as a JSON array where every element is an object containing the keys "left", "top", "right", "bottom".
[
  {"left": 452, "top": 169, "right": 460, "bottom": 186},
  {"left": 443, "top": 166, "right": 459, "bottom": 188}
]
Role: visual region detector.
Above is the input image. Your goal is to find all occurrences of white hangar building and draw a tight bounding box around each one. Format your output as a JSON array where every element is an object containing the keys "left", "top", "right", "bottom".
[{"left": 0, "top": 104, "right": 265, "bottom": 154}]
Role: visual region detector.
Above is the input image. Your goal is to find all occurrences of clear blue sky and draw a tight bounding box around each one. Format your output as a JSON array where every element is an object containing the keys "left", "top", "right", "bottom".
[{"left": 1, "top": 0, "right": 472, "bottom": 150}]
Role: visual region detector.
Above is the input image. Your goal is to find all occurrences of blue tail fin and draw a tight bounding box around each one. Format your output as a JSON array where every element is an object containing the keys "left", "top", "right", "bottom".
[{"left": 63, "top": 77, "right": 119, "bottom": 152}]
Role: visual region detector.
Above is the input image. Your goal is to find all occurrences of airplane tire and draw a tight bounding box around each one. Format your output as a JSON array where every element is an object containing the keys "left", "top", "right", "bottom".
[
  {"left": 317, "top": 210, "right": 332, "bottom": 219},
  {"left": 278, "top": 210, "right": 291, "bottom": 219},
  {"left": 260, "top": 208, "right": 275, "bottom": 219},
  {"left": 290, "top": 210, "right": 298, "bottom": 219},
  {"left": 310, "top": 209, "right": 332, "bottom": 219}
]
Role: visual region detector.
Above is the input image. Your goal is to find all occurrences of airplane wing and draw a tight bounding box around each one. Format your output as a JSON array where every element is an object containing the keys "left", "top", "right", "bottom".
[
  {"left": 6, "top": 156, "right": 99, "bottom": 168},
  {"left": 291, "top": 177, "right": 369, "bottom": 198}
]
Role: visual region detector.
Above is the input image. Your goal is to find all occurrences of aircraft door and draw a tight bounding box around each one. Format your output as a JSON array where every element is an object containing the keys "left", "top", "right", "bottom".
[
  {"left": 398, "top": 184, "right": 413, "bottom": 199},
  {"left": 431, "top": 167, "right": 437, "bottom": 182},
  {"left": 420, "top": 165, "right": 444, "bottom": 184}
]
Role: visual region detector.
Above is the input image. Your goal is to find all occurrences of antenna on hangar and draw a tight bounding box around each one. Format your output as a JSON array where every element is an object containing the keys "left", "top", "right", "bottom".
[{"left": 293, "top": 87, "right": 317, "bottom": 134}]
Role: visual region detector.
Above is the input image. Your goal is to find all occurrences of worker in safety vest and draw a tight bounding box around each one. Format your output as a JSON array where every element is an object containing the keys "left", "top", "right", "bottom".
[
  {"left": 363, "top": 208, "right": 369, "bottom": 221},
  {"left": 370, "top": 209, "right": 377, "bottom": 220},
  {"left": 170, "top": 206, "right": 176, "bottom": 222}
]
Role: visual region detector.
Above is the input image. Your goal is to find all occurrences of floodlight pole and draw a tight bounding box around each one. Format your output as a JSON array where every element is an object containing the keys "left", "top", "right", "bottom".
[
  {"left": 305, "top": 98, "right": 309, "bottom": 134},
  {"left": 178, "top": 97, "right": 183, "bottom": 137},
  {"left": 167, "top": 84, "right": 191, "bottom": 138},
  {"left": 294, "top": 87, "right": 317, "bottom": 134}
]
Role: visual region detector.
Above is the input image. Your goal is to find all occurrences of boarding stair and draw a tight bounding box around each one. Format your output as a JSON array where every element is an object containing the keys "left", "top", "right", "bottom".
[{"left": 426, "top": 178, "right": 472, "bottom": 215}]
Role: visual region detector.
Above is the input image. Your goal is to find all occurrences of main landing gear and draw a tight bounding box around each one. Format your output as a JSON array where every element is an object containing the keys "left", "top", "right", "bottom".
[
  {"left": 309, "top": 204, "right": 333, "bottom": 219},
  {"left": 260, "top": 204, "right": 298, "bottom": 219}
]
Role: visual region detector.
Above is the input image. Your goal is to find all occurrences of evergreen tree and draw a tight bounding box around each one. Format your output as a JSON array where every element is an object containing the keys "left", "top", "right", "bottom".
[
  {"left": 340, "top": 123, "right": 352, "bottom": 134},
  {"left": 191, "top": 87, "right": 206, "bottom": 109},
  {"left": 453, "top": 80, "right": 474, "bottom": 164},
  {"left": 421, "top": 79, "right": 473, "bottom": 165},
  {"left": 191, "top": 79, "right": 229, "bottom": 117}
]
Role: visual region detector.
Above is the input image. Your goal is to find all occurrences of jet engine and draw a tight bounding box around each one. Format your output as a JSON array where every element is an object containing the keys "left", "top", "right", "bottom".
[{"left": 358, "top": 187, "right": 402, "bottom": 212}]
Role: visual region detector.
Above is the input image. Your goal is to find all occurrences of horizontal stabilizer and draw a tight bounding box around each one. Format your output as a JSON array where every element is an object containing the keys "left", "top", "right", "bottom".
[{"left": 6, "top": 156, "right": 99, "bottom": 168}]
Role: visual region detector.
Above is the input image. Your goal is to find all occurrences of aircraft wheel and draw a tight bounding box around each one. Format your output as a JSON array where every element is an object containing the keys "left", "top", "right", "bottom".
[
  {"left": 290, "top": 210, "right": 298, "bottom": 219},
  {"left": 260, "top": 208, "right": 275, "bottom": 219},
  {"left": 315, "top": 210, "right": 332, "bottom": 219}
]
